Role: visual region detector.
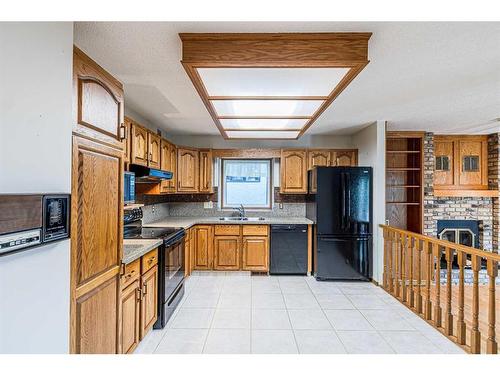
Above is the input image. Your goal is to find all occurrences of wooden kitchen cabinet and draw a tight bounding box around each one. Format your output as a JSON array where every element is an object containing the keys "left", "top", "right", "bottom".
[
  {"left": 242, "top": 236, "right": 269, "bottom": 272},
  {"left": 193, "top": 225, "right": 213, "bottom": 270},
  {"left": 177, "top": 148, "right": 199, "bottom": 192},
  {"left": 199, "top": 149, "right": 213, "bottom": 193},
  {"left": 434, "top": 135, "right": 488, "bottom": 191},
  {"left": 280, "top": 149, "right": 308, "bottom": 194},
  {"left": 130, "top": 121, "right": 149, "bottom": 166},
  {"left": 148, "top": 132, "right": 161, "bottom": 169},
  {"left": 159, "top": 140, "right": 177, "bottom": 194},
  {"left": 121, "top": 279, "right": 141, "bottom": 354},
  {"left": 332, "top": 150, "right": 358, "bottom": 166},
  {"left": 140, "top": 264, "right": 158, "bottom": 340},
  {"left": 213, "top": 236, "right": 241, "bottom": 270},
  {"left": 71, "top": 47, "right": 124, "bottom": 354},
  {"left": 307, "top": 150, "right": 331, "bottom": 170}
]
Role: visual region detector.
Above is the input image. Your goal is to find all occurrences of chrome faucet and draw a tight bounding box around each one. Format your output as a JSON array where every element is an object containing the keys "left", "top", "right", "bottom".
[{"left": 234, "top": 204, "right": 246, "bottom": 218}]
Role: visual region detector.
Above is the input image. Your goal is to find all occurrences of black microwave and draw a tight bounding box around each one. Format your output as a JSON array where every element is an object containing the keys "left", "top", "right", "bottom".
[
  {"left": 124, "top": 171, "right": 135, "bottom": 204},
  {"left": 0, "top": 194, "right": 70, "bottom": 257}
]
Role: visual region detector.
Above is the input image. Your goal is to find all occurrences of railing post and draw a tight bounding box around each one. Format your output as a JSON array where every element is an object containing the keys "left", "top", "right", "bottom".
[
  {"left": 416, "top": 239, "right": 422, "bottom": 314},
  {"left": 433, "top": 245, "right": 442, "bottom": 328},
  {"left": 401, "top": 233, "right": 407, "bottom": 303},
  {"left": 424, "top": 241, "right": 432, "bottom": 320},
  {"left": 487, "top": 259, "right": 498, "bottom": 354},
  {"left": 394, "top": 231, "right": 400, "bottom": 298},
  {"left": 444, "top": 247, "right": 454, "bottom": 336},
  {"left": 408, "top": 236, "right": 415, "bottom": 308},
  {"left": 387, "top": 230, "right": 394, "bottom": 293},
  {"left": 383, "top": 229, "right": 388, "bottom": 289},
  {"left": 456, "top": 250, "right": 466, "bottom": 345},
  {"left": 470, "top": 255, "right": 482, "bottom": 354}
]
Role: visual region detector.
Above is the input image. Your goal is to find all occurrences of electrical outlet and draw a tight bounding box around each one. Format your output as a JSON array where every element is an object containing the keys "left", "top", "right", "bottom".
[
  {"left": 279, "top": 203, "right": 283, "bottom": 209},
  {"left": 204, "top": 201, "right": 213, "bottom": 209}
]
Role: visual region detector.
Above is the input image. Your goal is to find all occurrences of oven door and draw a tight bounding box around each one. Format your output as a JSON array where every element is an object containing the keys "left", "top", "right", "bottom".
[{"left": 163, "top": 238, "right": 185, "bottom": 302}]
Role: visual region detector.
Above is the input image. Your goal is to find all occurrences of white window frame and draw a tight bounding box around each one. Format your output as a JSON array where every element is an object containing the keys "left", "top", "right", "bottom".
[{"left": 220, "top": 158, "right": 272, "bottom": 209}]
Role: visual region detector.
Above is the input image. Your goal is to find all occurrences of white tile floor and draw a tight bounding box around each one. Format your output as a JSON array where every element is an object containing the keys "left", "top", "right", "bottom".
[{"left": 134, "top": 272, "right": 466, "bottom": 354}]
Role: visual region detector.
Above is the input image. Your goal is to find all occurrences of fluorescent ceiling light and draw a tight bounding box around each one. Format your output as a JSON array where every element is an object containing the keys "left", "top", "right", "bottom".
[
  {"left": 225, "top": 131, "right": 300, "bottom": 139},
  {"left": 197, "top": 68, "right": 350, "bottom": 97},
  {"left": 212, "top": 100, "right": 323, "bottom": 117},
  {"left": 220, "top": 118, "right": 308, "bottom": 130}
]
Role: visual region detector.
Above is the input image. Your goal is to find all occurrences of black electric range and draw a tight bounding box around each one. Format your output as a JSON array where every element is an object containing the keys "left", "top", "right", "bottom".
[{"left": 123, "top": 208, "right": 186, "bottom": 329}]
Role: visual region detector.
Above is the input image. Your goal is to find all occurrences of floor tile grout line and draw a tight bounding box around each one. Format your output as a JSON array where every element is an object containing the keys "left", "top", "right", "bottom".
[{"left": 200, "top": 275, "right": 224, "bottom": 354}]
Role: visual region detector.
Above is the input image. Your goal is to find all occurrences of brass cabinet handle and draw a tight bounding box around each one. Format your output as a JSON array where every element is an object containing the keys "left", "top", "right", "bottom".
[
  {"left": 135, "top": 288, "right": 141, "bottom": 301},
  {"left": 142, "top": 282, "right": 147, "bottom": 297},
  {"left": 148, "top": 257, "right": 155, "bottom": 264}
]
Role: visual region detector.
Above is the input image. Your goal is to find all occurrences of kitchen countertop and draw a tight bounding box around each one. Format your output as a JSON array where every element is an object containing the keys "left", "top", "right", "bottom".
[
  {"left": 123, "top": 239, "right": 163, "bottom": 265},
  {"left": 145, "top": 216, "right": 314, "bottom": 229}
]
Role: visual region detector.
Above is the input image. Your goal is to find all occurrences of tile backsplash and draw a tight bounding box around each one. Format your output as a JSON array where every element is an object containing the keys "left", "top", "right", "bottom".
[{"left": 141, "top": 202, "right": 305, "bottom": 224}]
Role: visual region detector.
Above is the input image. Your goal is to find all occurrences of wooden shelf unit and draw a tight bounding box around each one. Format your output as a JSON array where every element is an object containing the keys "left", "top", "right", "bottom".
[{"left": 386, "top": 132, "right": 424, "bottom": 233}]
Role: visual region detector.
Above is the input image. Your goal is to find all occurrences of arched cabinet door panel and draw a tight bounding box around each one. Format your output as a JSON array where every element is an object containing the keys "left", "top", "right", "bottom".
[
  {"left": 280, "top": 149, "right": 307, "bottom": 194},
  {"left": 73, "top": 47, "right": 124, "bottom": 149}
]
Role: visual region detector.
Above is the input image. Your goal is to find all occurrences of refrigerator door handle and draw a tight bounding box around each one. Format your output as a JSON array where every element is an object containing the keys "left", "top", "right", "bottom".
[
  {"left": 340, "top": 172, "right": 346, "bottom": 230},
  {"left": 346, "top": 173, "right": 351, "bottom": 230}
]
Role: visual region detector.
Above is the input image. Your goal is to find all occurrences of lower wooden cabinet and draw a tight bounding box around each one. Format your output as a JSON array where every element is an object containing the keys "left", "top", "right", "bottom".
[
  {"left": 193, "top": 225, "right": 213, "bottom": 270},
  {"left": 120, "top": 248, "right": 159, "bottom": 353},
  {"left": 140, "top": 265, "right": 158, "bottom": 339},
  {"left": 213, "top": 236, "right": 241, "bottom": 270},
  {"left": 242, "top": 236, "right": 269, "bottom": 272},
  {"left": 191, "top": 225, "right": 269, "bottom": 272},
  {"left": 121, "top": 279, "right": 141, "bottom": 354}
]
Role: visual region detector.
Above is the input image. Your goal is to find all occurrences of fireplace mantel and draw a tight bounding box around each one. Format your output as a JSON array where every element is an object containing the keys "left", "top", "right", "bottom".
[{"left": 434, "top": 189, "right": 499, "bottom": 197}]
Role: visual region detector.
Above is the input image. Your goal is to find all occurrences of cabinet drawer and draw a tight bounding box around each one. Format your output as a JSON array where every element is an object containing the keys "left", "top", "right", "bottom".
[
  {"left": 122, "top": 258, "right": 140, "bottom": 289},
  {"left": 141, "top": 248, "right": 158, "bottom": 273},
  {"left": 214, "top": 225, "right": 240, "bottom": 236},
  {"left": 242, "top": 225, "right": 268, "bottom": 236}
]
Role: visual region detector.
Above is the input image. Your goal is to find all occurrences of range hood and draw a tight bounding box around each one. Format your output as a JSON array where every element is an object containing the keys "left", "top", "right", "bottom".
[{"left": 129, "top": 165, "right": 172, "bottom": 183}]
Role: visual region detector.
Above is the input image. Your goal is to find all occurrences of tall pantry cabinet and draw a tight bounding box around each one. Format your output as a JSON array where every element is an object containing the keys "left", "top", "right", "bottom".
[{"left": 70, "top": 47, "right": 125, "bottom": 353}]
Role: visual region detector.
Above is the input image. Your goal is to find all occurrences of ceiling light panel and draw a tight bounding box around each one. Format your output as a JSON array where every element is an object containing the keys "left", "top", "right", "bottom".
[
  {"left": 212, "top": 100, "right": 323, "bottom": 117},
  {"left": 220, "top": 118, "right": 308, "bottom": 130},
  {"left": 197, "top": 68, "right": 350, "bottom": 97},
  {"left": 225, "top": 131, "right": 300, "bottom": 139}
]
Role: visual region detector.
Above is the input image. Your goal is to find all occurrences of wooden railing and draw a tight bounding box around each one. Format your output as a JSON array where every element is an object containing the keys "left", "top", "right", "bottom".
[{"left": 380, "top": 225, "right": 500, "bottom": 354}]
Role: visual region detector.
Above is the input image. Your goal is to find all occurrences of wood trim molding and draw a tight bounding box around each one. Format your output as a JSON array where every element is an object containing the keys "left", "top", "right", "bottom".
[
  {"left": 434, "top": 189, "right": 499, "bottom": 197},
  {"left": 179, "top": 33, "right": 371, "bottom": 139}
]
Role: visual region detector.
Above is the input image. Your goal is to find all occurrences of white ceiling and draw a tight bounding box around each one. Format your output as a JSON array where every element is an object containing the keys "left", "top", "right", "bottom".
[{"left": 74, "top": 22, "right": 500, "bottom": 136}]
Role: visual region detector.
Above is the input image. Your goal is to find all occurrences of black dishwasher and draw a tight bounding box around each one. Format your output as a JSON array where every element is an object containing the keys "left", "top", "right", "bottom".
[{"left": 270, "top": 224, "right": 308, "bottom": 275}]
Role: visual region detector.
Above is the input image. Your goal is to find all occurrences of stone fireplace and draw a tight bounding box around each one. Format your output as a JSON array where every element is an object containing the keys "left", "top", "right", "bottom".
[{"left": 422, "top": 132, "right": 500, "bottom": 254}]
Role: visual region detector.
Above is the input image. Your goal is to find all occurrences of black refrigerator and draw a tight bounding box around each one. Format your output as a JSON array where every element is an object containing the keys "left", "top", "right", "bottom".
[{"left": 306, "top": 166, "right": 373, "bottom": 281}]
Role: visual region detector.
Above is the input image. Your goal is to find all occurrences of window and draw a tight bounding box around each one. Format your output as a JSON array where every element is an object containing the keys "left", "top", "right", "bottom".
[
  {"left": 435, "top": 156, "right": 450, "bottom": 171},
  {"left": 221, "top": 159, "right": 272, "bottom": 209},
  {"left": 462, "top": 156, "right": 479, "bottom": 172}
]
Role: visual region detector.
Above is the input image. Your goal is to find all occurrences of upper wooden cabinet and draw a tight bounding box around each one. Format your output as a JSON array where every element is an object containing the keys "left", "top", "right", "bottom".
[
  {"left": 307, "top": 150, "right": 331, "bottom": 170},
  {"left": 332, "top": 150, "right": 358, "bottom": 166},
  {"left": 177, "top": 148, "right": 200, "bottom": 192},
  {"left": 280, "top": 149, "right": 308, "bottom": 194},
  {"left": 148, "top": 133, "right": 161, "bottom": 169},
  {"left": 130, "top": 121, "right": 149, "bottom": 166},
  {"left": 199, "top": 150, "right": 213, "bottom": 193},
  {"left": 73, "top": 47, "right": 125, "bottom": 149},
  {"left": 434, "top": 135, "right": 488, "bottom": 190}
]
